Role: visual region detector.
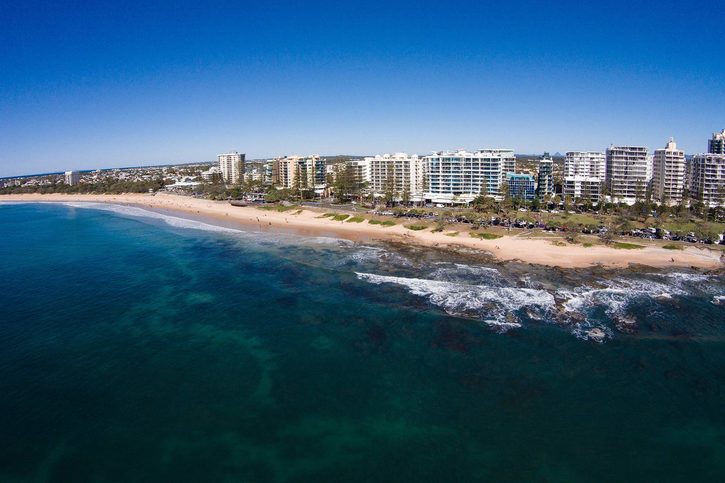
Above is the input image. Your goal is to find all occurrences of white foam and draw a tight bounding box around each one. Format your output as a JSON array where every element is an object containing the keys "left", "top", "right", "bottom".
[
  {"left": 483, "top": 320, "right": 523, "bottom": 333},
  {"left": 356, "top": 272, "right": 555, "bottom": 324}
]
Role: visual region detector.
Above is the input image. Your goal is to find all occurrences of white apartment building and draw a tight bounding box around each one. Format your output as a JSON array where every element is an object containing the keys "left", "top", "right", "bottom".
[
  {"left": 563, "top": 152, "right": 605, "bottom": 202},
  {"left": 690, "top": 154, "right": 724, "bottom": 207},
  {"left": 347, "top": 158, "right": 371, "bottom": 187},
  {"left": 200, "top": 166, "right": 221, "bottom": 181},
  {"left": 423, "top": 149, "right": 514, "bottom": 204},
  {"left": 218, "top": 152, "right": 245, "bottom": 184},
  {"left": 64, "top": 170, "right": 81, "bottom": 186},
  {"left": 605, "top": 145, "right": 650, "bottom": 204},
  {"left": 564, "top": 152, "right": 605, "bottom": 178},
  {"left": 652, "top": 138, "right": 685, "bottom": 204},
  {"left": 272, "top": 155, "right": 326, "bottom": 193},
  {"left": 367, "top": 153, "right": 424, "bottom": 201},
  {"left": 563, "top": 177, "right": 602, "bottom": 203}
]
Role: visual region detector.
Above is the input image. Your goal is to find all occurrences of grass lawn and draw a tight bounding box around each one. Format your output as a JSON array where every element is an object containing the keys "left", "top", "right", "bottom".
[
  {"left": 612, "top": 242, "right": 645, "bottom": 249},
  {"left": 470, "top": 232, "right": 502, "bottom": 240},
  {"left": 368, "top": 219, "right": 396, "bottom": 227}
]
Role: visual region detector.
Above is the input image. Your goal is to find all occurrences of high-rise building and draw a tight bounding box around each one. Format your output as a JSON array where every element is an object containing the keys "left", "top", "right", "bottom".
[
  {"left": 272, "top": 155, "right": 326, "bottom": 193},
  {"left": 536, "top": 156, "right": 554, "bottom": 199},
  {"left": 652, "top": 138, "right": 685, "bottom": 204},
  {"left": 64, "top": 170, "right": 81, "bottom": 186},
  {"left": 690, "top": 154, "right": 725, "bottom": 207},
  {"left": 423, "top": 149, "right": 513, "bottom": 204},
  {"left": 564, "top": 152, "right": 605, "bottom": 178},
  {"left": 346, "top": 159, "right": 371, "bottom": 187},
  {"left": 367, "top": 153, "right": 424, "bottom": 201},
  {"left": 708, "top": 129, "right": 725, "bottom": 154},
  {"left": 506, "top": 173, "right": 535, "bottom": 201},
  {"left": 605, "top": 145, "right": 649, "bottom": 204},
  {"left": 562, "top": 177, "right": 602, "bottom": 204},
  {"left": 218, "top": 152, "right": 245, "bottom": 184},
  {"left": 563, "top": 152, "right": 604, "bottom": 203}
]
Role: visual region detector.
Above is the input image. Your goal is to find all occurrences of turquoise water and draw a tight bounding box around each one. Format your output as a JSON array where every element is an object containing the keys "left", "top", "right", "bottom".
[{"left": 0, "top": 202, "right": 723, "bottom": 482}]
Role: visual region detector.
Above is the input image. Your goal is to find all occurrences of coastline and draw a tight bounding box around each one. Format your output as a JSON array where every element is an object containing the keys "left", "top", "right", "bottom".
[{"left": 2, "top": 192, "right": 722, "bottom": 270}]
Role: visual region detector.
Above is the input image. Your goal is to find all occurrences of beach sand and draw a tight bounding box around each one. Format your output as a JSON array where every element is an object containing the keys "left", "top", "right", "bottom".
[{"left": 2, "top": 192, "right": 722, "bottom": 270}]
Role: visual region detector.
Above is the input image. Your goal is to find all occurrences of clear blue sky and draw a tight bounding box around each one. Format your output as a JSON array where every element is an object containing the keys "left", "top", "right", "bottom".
[{"left": 1, "top": 0, "right": 723, "bottom": 176}]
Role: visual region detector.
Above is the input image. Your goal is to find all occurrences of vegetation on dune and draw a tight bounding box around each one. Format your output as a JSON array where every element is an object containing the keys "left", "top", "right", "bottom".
[
  {"left": 445, "top": 231, "right": 459, "bottom": 237},
  {"left": 331, "top": 214, "right": 350, "bottom": 221},
  {"left": 470, "top": 232, "right": 502, "bottom": 240},
  {"left": 346, "top": 216, "right": 365, "bottom": 223},
  {"left": 405, "top": 224, "right": 428, "bottom": 231},
  {"left": 662, "top": 243, "right": 683, "bottom": 250},
  {"left": 612, "top": 242, "right": 645, "bottom": 250}
]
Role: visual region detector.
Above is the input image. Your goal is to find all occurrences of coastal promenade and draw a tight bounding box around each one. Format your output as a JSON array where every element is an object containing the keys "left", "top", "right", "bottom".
[{"left": 2, "top": 193, "right": 722, "bottom": 270}]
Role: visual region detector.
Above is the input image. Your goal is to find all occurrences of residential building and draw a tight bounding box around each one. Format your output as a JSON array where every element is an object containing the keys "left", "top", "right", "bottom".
[
  {"left": 423, "top": 149, "right": 513, "bottom": 204},
  {"left": 272, "top": 155, "right": 326, "bottom": 193},
  {"left": 506, "top": 173, "right": 535, "bottom": 201},
  {"left": 564, "top": 152, "right": 605, "bottom": 178},
  {"left": 708, "top": 129, "right": 725, "bottom": 154},
  {"left": 536, "top": 156, "right": 554, "bottom": 199},
  {"left": 218, "top": 152, "right": 245, "bottom": 184},
  {"left": 690, "top": 154, "right": 725, "bottom": 207},
  {"left": 367, "top": 153, "right": 424, "bottom": 201},
  {"left": 605, "top": 145, "right": 649, "bottom": 204},
  {"left": 563, "top": 177, "right": 602, "bottom": 203},
  {"left": 64, "top": 170, "right": 81, "bottom": 186},
  {"left": 200, "top": 166, "right": 221, "bottom": 182},
  {"left": 652, "top": 138, "right": 685, "bottom": 204},
  {"left": 347, "top": 158, "right": 371, "bottom": 187}
]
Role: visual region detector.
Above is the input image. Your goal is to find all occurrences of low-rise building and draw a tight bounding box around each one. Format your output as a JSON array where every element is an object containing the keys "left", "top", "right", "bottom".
[{"left": 506, "top": 173, "right": 535, "bottom": 201}]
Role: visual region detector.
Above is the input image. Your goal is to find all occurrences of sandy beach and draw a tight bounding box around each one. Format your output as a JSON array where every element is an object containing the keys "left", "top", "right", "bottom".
[{"left": 2, "top": 192, "right": 722, "bottom": 269}]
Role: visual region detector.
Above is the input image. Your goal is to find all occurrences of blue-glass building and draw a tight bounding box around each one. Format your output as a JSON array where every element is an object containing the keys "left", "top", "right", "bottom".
[{"left": 506, "top": 172, "right": 535, "bottom": 201}]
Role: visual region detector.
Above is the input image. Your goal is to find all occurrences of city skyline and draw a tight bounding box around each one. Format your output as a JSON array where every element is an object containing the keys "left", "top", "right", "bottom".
[{"left": 1, "top": 0, "right": 724, "bottom": 177}]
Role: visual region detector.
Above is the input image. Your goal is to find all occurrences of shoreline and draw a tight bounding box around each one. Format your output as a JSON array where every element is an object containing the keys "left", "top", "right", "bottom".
[{"left": 2, "top": 192, "right": 723, "bottom": 270}]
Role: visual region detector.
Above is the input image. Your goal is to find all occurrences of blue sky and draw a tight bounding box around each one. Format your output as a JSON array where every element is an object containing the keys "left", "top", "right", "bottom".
[{"left": 1, "top": 0, "right": 723, "bottom": 176}]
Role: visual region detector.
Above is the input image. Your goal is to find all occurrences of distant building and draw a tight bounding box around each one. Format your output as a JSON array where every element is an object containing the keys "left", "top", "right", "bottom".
[
  {"left": 708, "top": 129, "right": 725, "bottom": 154},
  {"left": 64, "top": 171, "right": 81, "bottom": 186},
  {"left": 690, "top": 154, "right": 725, "bottom": 207},
  {"left": 218, "top": 152, "right": 245, "bottom": 184},
  {"left": 272, "top": 155, "right": 326, "bottom": 193},
  {"left": 652, "top": 138, "right": 685, "bottom": 204},
  {"left": 200, "top": 166, "right": 221, "bottom": 181},
  {"left": 605, "top": 145, "right": 649, "bottom": 204},
  {"left": 423, "top": 149, "right": 514, "bottom": 204},
  {"left": 367, "top": 153, "right": 423, "bottom": 201},
  {"left": 506, "top": 173, "right": 535, "bottom": 201},
  {"left": 536, "top": 156, "right": 554, "bottom": 199},
  {"left": 564, "top": 152, "right": 605, "bottom": 178}
]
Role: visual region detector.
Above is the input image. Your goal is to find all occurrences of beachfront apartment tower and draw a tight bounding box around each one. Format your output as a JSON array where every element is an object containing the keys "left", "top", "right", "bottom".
[
  {"left": 218, "top": 152, "right": 245, "bottom": 184},
  {"left": 64, "top": 170, "right": 81, "bottom": 186},
  {"left": 564, "top": 152, "right": 605, "bottom": 178},
  {"left": 367, "top": 153, "right": 424, "bottom": 202},
  {"left": 708, "top": 129, "right": 725, "bottom": 155},
  {"left": 605, "top": 145, "right": 650, "bottom": 204},
  {"left": 423, "top": 149, "right": 513, "bottom": 204},
  {"left": 690, "top": 154, "right": 725, "bottom": 207},
  {"left": 652, "top": 138, "right": 685, "bottom": 204},
  {"left": 536, "top": 156, "right": 554, "bottom": 200},
  {"left": 272, "top": 155, "right": 326, "bottom": 193}
]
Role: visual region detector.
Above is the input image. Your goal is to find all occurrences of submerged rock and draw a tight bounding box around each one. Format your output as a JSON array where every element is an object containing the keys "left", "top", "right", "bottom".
[
  {"left": 587, "top": 328, "right": 606, "bottom": 342},
  {"left": 615, "top": 315, "right": 638, "bottom": 334}
]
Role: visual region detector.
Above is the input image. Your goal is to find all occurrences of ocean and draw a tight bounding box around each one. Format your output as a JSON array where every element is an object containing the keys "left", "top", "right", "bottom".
[{"left": 1, "top": 202, "right": 723, "bottom": 482}]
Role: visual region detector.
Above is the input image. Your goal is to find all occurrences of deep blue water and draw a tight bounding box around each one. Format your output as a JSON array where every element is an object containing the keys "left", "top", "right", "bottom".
[{"left": 1, "top": 202, "right": 724, "bottom": 482}]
